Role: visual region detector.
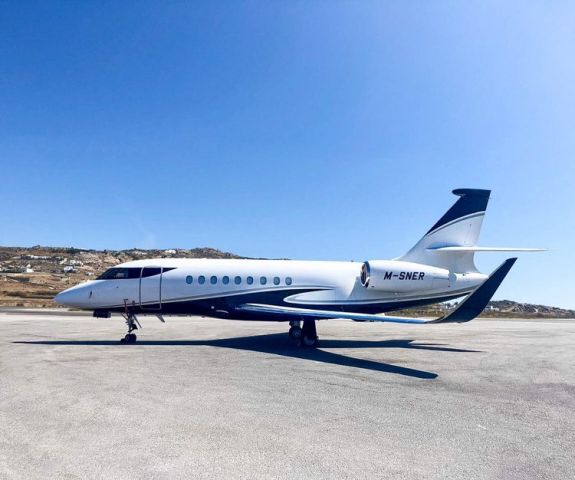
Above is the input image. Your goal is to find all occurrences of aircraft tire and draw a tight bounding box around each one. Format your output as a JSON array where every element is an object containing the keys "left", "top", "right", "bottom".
[
  {"left": 301, "top": 335, "right": 319, "bottom": 348},
  {"left": 123, "top": 333, "right": 137, "bottom": 343},
  {"left": 289, "top": 326, "right": 302, "bottom": 341}
]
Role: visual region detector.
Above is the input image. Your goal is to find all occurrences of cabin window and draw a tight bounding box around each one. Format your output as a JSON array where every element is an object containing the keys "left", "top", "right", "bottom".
[
  {"left": 210, "top": 276, "right": 217, "bottom": 285},
  {"left": 198, "top": 275, "right": 206, "bottom": 285},
  {"left": 247, "top": 276, "right": 254, "bottom": 285},
  {"left": 222, "top": 276, "right": 229, "bottom": 285},
  {"left": 260, "top": 276, "right": 267, "bottom": 285},
  {"left": 186, "top": 276, "right": 193, "bottom": 284},
  {"left": 234, "top": 276, "right": 241, "bottom": 285},
  {"left": 273, "top": 277, "right": 280, "bottom": 285},
  {"left": 285, "top": 277, "right": 293, "bottom": 286}
]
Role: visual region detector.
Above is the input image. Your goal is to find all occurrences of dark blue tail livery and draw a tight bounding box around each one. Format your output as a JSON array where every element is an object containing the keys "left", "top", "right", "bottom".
[{"left": 426, "top": 189, "right": 491, "bottom": 235}]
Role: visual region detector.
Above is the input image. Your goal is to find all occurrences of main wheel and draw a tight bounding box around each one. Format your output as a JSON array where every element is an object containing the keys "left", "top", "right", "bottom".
[
  {"left": 301, "top": 335, "right": 319, "bottom": 348},
  {"left": 289, "top": 326, "right": 302, "bottom": 341}
]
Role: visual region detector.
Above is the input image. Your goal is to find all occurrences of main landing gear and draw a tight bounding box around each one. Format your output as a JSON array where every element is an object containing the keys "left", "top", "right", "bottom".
[
  {"left": 288, "top": 320, "right": 302, "bottom": 341},
  {"left": 289, "top": 319, "right": 319, "bottom": 348},
  {"left": 120, "top": 302, "right": 141, "bottom": 344}
]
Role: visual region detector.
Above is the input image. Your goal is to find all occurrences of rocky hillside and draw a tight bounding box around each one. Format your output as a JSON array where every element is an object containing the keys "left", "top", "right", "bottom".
[
  {"left": 387, "top": 300, "right": 574, "bottom": 319},
  {"left": 0, "top": 246, "right": 242, "bottom": 307},
  {"left": 483, "top": 300, "right": 575, "bottom": 318}
]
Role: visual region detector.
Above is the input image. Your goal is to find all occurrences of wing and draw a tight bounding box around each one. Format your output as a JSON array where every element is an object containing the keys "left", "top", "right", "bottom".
[
  {"left": 236, "top": 258, "right": 517, "bottom": 325},
  {"left": 236, "top": 303, "right": 429, "bottom": 324}
]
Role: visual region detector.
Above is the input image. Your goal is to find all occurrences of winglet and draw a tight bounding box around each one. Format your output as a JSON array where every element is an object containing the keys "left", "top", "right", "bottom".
[{"left": 432, "top": 258, "right": 518, "bottom": 323}]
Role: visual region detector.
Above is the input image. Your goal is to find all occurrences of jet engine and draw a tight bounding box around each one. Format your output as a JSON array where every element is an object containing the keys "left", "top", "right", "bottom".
[{"left": 360, "top": 260, "right": 449, "bottom": 292}]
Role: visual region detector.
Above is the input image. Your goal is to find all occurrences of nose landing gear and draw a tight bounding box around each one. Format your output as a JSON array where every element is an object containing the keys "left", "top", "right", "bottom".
[{"left": 120, "top": 301, "right": 141, "bottom": 344}]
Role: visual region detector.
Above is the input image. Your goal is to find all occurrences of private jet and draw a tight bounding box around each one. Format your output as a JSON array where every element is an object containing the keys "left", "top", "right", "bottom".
[{"left": 55, "top": 189, "right": 542, "bottom": 346}]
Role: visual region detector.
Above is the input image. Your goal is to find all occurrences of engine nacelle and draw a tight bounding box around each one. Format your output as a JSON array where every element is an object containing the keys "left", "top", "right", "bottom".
[{"left": 360, "top": 260, "right": 449, "bottom": 292}]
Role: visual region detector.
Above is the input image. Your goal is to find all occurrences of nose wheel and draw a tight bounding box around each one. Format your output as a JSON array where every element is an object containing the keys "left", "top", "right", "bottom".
[{"left": 121, "top": 333, "right": 137, "bottom": 343}]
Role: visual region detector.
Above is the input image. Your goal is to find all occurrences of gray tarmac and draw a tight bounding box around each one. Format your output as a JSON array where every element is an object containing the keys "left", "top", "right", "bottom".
[{"left": 0, "top": 311, "right": 574, "bottom": 479}]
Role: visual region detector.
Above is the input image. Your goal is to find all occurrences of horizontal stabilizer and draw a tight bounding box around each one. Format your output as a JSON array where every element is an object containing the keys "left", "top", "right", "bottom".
[
  {"left": 431, "top": 257, "right": 517, "bottom": 323},
  {"left": 427, "top": 246, "right": 546, "bottom": 253}
]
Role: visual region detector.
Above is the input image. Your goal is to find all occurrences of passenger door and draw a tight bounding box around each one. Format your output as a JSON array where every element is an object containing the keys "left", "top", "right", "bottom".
[{"left": 139, "top": 266, "right": 162, "bottom": 310}]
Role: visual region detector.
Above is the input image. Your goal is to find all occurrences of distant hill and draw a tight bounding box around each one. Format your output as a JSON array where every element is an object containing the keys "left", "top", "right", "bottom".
[
  {"left": 0, "top": 245, "right": 243, "bottom": 307},
  {"left": 0, "top": 246, "right": 572, "bottom": 317},
  {"left": 380, "top": 300, "right": 574, "bottom": 319},
  {"left": 482, "top": 300, "right": 575, "bottom": 318}
]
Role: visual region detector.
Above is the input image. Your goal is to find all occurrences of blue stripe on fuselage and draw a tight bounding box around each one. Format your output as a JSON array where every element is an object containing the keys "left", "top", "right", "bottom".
[{"left": 101, "top": 287, "right": 469, "bottom": 320}]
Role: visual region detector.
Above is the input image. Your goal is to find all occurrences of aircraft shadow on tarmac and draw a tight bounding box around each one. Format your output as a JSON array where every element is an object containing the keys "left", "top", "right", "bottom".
[{"left": 14, "top": 333, "right": 481, "bottom": 380}]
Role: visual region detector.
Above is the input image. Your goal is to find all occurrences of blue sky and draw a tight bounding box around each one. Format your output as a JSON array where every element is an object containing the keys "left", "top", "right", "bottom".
[{"left": 1, "top": 2, "right": 574, "bottom": 308}]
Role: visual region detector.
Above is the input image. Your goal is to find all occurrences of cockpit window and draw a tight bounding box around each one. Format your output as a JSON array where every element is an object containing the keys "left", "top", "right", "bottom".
[
  {"left": 142, "top": 267, "right": 161, "bottom": 278},
  {"left": 97, "top": 267, "right": 175, "bottom": 280},
  {"left": 97, "top": 268, "right": 136, "bottom": 280}
]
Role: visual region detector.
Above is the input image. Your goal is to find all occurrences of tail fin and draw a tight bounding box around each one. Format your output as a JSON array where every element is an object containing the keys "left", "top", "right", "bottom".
[{"left": 398, "top": 189, "right": 491, "bottom": 272}]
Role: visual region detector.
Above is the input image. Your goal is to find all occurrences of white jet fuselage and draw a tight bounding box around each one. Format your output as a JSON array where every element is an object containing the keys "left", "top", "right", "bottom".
[{"left": 55, "top": 258, "right": 486, "bottom": 319}]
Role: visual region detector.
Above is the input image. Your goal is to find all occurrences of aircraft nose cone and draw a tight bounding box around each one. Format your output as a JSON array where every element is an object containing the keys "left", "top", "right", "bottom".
[
  {"left": 54, "top": 290, "right": 70, "bottom": 306},
  {"left": 54, "top": 284, "right": 91, "bottom": 308}
]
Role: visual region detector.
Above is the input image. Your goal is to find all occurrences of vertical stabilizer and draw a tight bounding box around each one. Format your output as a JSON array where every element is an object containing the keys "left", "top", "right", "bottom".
[{"left": 398, "top": 189, "right": 491, "bottom": 272}]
